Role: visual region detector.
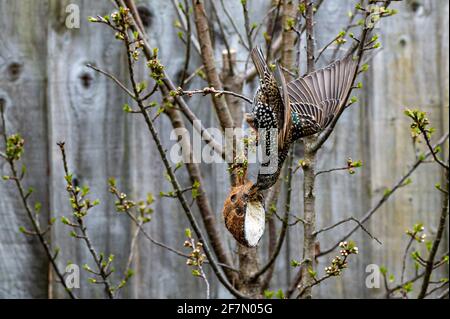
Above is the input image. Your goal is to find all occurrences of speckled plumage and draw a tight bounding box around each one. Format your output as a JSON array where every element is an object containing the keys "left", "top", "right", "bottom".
[{"left": 248, "top": 47, "right": 358, "bottom": 191}]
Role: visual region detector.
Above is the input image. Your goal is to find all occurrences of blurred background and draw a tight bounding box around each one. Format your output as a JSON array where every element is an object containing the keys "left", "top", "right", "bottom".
[{"left": 0, "top": 0, "right": 448, "bottom": 298}]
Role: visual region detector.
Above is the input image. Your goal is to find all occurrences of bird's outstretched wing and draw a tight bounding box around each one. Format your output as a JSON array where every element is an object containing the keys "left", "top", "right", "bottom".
[
  {"left": 251, "top": 46, "right": 291, "bottom": 149},
  {"left": 273, "top": 63, "right": 292, "bottom": 148},
  {"left": 287, "top": 54, "right": 358, "bottom": 134}
]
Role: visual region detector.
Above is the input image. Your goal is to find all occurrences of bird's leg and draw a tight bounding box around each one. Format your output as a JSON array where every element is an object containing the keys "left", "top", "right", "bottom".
[{"left": 245, "top": 113, "right": 259, "bottom": 145}]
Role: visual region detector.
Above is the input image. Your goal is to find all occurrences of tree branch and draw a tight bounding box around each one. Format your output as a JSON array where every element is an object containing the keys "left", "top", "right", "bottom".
[
  {"left": 297, "top": 0, "right": 317, "bottom": 300},
  {"left": 418, "top": 167, "right": 449, "bottom": 298},
  {"left": 192, "top": 0, "right": 235, "bottom": 131},
  {"left": 97, "top": 6, "right": 246, "bottom": 297},
  {"left": 175, "top": 87, "right": 252, "bottom": 104},
  {"left": 252, "top": 150, "right": 293, "bottom": 281},
  {"left": 318, "top": 133, "right": 450, "bottom": 257},
  {"left": 0, "top": 104, "right": 76, "bottom": 299},
  {"left": 313, "top": 216, "right": 382, "bottom": 245}
]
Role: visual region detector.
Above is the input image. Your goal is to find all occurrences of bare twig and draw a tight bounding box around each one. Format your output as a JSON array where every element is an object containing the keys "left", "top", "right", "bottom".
[
  {"left": 318, "top": 133, "right": 450, "bottom": 257},
  {"left": 219, "top": 0, "right": 249, "bottom": 51},
  {"left": 241, "top": 0, "right": 254, "bottom": 70},
  {"left": 252, "top": 149, "right": 294, "bottom": 281},
  {"left": 314, "top": 217, "right": 382, "bottom": 245},
  {"left": 211, "top": 1, "right": 235, "bottom": 76},
  {"left": 176, "top": 87, "right": 252, "bottom": 104},
  {"left": 171, "top": 0, "right": 201, "bottom": 54},
  {"left": 98, "top": 6, "right": 246, "bottom": 296},
  {"left": 315, "top": 166, "right": 349, "bottom": 177},
  {"left": 86, "top": 63, "right": 135, "bottom": 99},
  {"left": 418, "top": 167, "right": 449, "bottom": 298},
  {"left": 120, "top": 0, "right": 237, "bottom": 283},
  {"left": 315, "top": 33, "right": 343, "bottom": 63},
  {"left": 0, "top": 104, "right": 76, "bottom": 299},
  {"left": 329, "top": 4, "right": 359, "bottom": 62},
  {"left": 400, "top": 236, "right": 415, "bottom": 284},
  {"left": 58, "top": 142, "right": 115, "bottom": 299},
  {"left": 178, "top": 0, "right": 192, "bottom": 85},
  {"left": 424, "top": 281, "right": 449, "bottom": 298},
  {"left": 163, "top": 77, "right": 226, "bottom": 159},
  {"left": 164, "top": 103, "right": 237, "bottom": 279},
  {"left": 420, "top": 127, "right": 450, "bottom": 171},
  {"left": 312, "top": 0, "right": 397, "bottom": 151}
]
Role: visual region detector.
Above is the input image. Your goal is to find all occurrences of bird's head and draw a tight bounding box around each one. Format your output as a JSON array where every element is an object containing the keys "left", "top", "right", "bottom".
[{"left": 222, "top": 181, "right": 265, "bottom": 247}]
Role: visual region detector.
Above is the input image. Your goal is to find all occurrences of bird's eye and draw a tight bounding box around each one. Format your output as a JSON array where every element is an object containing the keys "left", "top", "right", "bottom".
[{"left": 231, "top": 194, "right": 237, "bottom": 203}]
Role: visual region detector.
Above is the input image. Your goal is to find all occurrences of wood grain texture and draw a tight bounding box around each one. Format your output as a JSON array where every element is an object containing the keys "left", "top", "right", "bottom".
[
  {"left": 0, "top": 0, "right": 448, "bottom": 298},
  {"left": 0, "top": 0, "right": 50, "bottom": 298},
  {"left": 47, "top": 0, "right": 132, "bottom": 298}
]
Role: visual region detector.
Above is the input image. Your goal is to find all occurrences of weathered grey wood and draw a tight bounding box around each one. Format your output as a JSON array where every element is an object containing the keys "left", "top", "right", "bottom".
[
  {"left": 47, "top": 0, "right": 133, "bottom": 298},
  {"left": 363, "top": 0, "right": 449, "bottom": 298},
  {"left": 126, "top": 0, "right": 208, "bottom": 298},
  {"left": 0, "top": 0, "right": 448, "bottom": 299},
  {"left": 0, "top": 0, "right": 50, "bottom": 298}
]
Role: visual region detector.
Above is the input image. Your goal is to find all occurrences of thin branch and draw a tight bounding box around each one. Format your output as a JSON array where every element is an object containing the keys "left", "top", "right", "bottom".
[
  {"left": 286, "top": 269, "right": 303, "bottom": 299},
  {"left": 315, "top": 33, "right": 341, "bottom": 63},
  {"left": 182, "top": 65, "right": 205, "bottom": 86},
  {"left": 421, "top": 127, "right": 450, "bottom": 171},
  {"left": 164, "top": 102, "right": 237, "bottom": 279},
  {"left": 241, "top": 0, "right": 254, "bottom": 70},
  {"left": 298, "top": 254, "right": 351, "bottom": 298},
  {"left": 110, "top": 188, "right": 238, "bottom": 273},
  {"left": 120, "top": 2, "right": 237, "bottom": 284},
  {"left": 424, "top": 281, "right": 449, "bottom": 298},
  {"left": 313, "top": 217, "right": 382, "bottom": 245},
  {"left": 315, "top": 166, "right": 349, "bottom": 177},
  {"left": 252, "top": 149, "right": 294, "bottom": 281},
  {"left": 329, "top": 4, "right": 358, "bottom": 62},
  {"left": 418, "top": 167, "right": 449, "bottom": 298},
  {"left": 0, "top": 105, "right": 76, "bottom": 299},
  {"left": 171, "top": 0, "right": 201, "bottom": 54},
  {"left": 219, "top": 0, "right": 249, "bottom": 51},
  {"left": 318, "top": 133, "right": 450, "bottom": 257},
  {"left": 163, "top": 78, "right": 226, "bottom": 160},
  {"left": 211, "top": 1, "right": 234, "bottom": 76},
  {"left": 178, "top": 0, "right": 192, "bottom": 85},
  {"left": 101, "top": 8, "right": 246, "bottom": 296},
  {"left": 243, "top": 0, "right": 325, "bottom": 82},
  {"left": 312, "top": 0, "right": 397, "bottom": 151},
  {"left": 400, "top": 236, "right": 415, "bottom": 284},
  {"left": 58, "top": 142, "right": 115, "bottom": 299},
  {"left": 86, "top": 64, "right": 135, "bottom": 99},
  {"left": 116, "top": 0, "right": 225, "bottom": 159},
  {"left": 176, "top": 87, "right": 252, "bottom": 104},
  {"left": 386, "top": 252, "right": 448, "bottom": 297}
]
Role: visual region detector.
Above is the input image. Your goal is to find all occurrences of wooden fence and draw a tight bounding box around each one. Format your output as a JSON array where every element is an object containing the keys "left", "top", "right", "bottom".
[{"left": 0, "top": 0, "right": 448, "bottom": 298}]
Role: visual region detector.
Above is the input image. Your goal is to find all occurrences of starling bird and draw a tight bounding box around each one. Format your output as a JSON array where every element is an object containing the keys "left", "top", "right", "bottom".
[
  {"left": 247, "top": 46, "right": 358, "bottom": 191},
  {"left": 223, "top": 47, "right": 357, "bottom": 247}
]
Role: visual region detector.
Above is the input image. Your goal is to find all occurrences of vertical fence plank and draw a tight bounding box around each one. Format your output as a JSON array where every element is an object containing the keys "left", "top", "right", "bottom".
[
  {"left": 47, "top": 0, "right": 132, "bottom": 298},
  {"left": 0, "top": 0, "right": 50, "bottom": 298},
  {"left": 0, "top": 0, "right": 447, "bottom": 299},
  {"left": 365, "top": 0, "right": 448, "bottom": 298}
]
